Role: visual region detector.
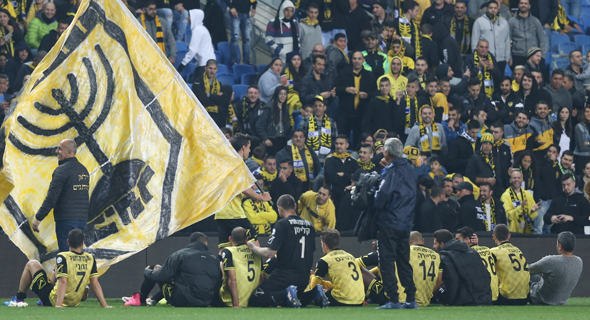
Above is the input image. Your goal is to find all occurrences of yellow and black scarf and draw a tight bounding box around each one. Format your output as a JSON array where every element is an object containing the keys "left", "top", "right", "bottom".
[
  {"left": 252, "top": 156, "right": 264, "bottom": 167},
  {"left": 226, "top": 104, "right": 238, "bottom": 132},
  {"left": 473, "top": 51, "right": 494, "bottom": 98},
  {"left": 404, "top": 94, "right": 419, "bottom": 131},
  {"left": 203, "top": 71, "right": 221, "bottom": 113},
  {"left": 301, "top": 17, "right": 319, "bottom": 25},
  {"left": 244, "top": 199, "right": 273, "bottom": 234},
  {"left": 328, "top": 152, "right": 352, "bottom": 159},
  {"left": 306, "top": 116, "right": 332, "bottom": 154},
  {"left": 0, "top": 26, "right": 13, "bottom": 57},
  {"left": 449, "top": 15, "right": 471, "bottom": 54},
  {"left": 322, "top": 0, "right": 332, "bottom": 24},
  {"left": 357, "top": 158, "right": 375, "bottom": 171},
  {"left": 419, "top": 122, "right": 441, "bottom": 154},
  {"left": 509, "top": 187, "right": 534, "bottom": 234},
  {"left": 292, "top": 144, "right": 315, "bottom": 183},
  {"left": 13, "top": 0, "right": 27, "bottom": 24},
  {"left": 429, "top": 171, "right": 444, "bottom": 180},
  {"left": 480, "top": 197, "right": 497, "bottom": 231},
  {"left": 521, "top": 166, "right": 534, "bottom": 190},
  {"left": 486, "top": 12, "right": 499, "bottom": 23},
  {"left": 259, "top": 168, "right": 277, "bottom": 192},
  {"left": 353, "top": 71, "right": 362, "bottom": 109},
  {"left": 141, "top": 14, "right": 166, "bottom": 54},
  {"left": 241, "top": 98, "right": 261, "bottom": 132},
  {"left": 398, "top": 14, "right": 421, "bottom": 58},
  {"left": 481, "top": 151, "right": 495, "bottom": 170},
  {"left": 373, "top": 140, "right": 384, "bottom": 153},
  {"left": 552, "top": 5, "right": 572, "bottom": 31},
  {"left": 493, "top": 138, "right": 505, "bottom": 147},
  {"left": 284, "top": 67, "right": 297, "bottom": 93}
]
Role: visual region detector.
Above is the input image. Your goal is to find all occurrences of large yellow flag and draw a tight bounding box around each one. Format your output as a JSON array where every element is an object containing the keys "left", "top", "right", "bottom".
[{"left": 0, "top": 0, "right": 253, "bottom": 271}]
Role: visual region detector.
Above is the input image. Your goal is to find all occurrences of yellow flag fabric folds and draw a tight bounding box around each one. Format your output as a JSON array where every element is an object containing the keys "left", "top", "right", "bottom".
[{"left": 0, "top": 0, "right": 253, "bottom": 272}]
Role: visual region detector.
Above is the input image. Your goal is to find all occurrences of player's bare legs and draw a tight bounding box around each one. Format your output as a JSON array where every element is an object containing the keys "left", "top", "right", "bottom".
[{"left": 19, "top": 260, "right": 44, "bottom": 293}]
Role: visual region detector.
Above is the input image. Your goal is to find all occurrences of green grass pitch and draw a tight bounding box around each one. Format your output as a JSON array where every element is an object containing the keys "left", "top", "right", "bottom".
[{"left": 0, "top": 298, "right": 589, "bottom": 320}]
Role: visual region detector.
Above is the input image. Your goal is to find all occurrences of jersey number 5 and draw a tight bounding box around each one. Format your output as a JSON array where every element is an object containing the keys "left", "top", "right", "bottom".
[
  {"left": 247, "top": 261, "right": 255, "bottom": 282},
  {"left": 509, "top": 253, "right": 529, "bottom": 272}
]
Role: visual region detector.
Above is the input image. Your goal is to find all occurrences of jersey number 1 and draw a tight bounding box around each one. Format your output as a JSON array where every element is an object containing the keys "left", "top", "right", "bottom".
[{"left": 299, "top": 236, "right": 305, "bottom": 259}]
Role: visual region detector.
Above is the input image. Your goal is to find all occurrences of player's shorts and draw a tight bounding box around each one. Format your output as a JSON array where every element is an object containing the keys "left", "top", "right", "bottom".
[
  {"left": 30, "top": 270, "right": 54, "bottom": 307},
  {"left": 325, "top": 290, "right": 363, "bottom": 307},
  {"left": 161, "top": 281, "right": 174, "bottom": 302},
  {"left": 217, "top": 218, "right": 258, "bottom": 248}
]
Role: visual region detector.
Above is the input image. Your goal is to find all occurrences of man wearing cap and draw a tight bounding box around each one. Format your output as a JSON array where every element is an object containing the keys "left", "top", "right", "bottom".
[
  {"left": 301, "top": 95, "right": 339, "bottom": 164},
  {"left": 524, "top": 47, "right": 543, "bottom": 75},
  {"left": 404, "top": 105, "right": 447, "bottom": 157},
  {"left": 370, "top": 0, "right": 393, "bottom": 35},
  {"left": 466, "top": 132, "right": 504, "bottom": 194},
  {"left": 500, "top": 170, "right": 539, "bottom": 234},
  {"left": 509, "top": 0, "right": 547, "bottom": 71},
  {"left": 361, "top": 30, "right": 389, "bottom": 79}
]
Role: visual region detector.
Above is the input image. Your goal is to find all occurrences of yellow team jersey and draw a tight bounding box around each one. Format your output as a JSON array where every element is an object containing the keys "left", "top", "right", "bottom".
[
  {"left": 397, "top": 245, "right": 441, "bottom": 306},
  {"left": 216, "top": 194, "right": 246, "bottom": 220},
  {"left": 297, "top": 191, "right": 336, "bottom": 231},
  {"left": 220, "top": 244, "right": 261, "bottom": 307},
  {"left": 472, "top": 245, "right": 499, "bottom": 301},
  {"left": 242, "top": 198, "right": 278, "bottom": 234},
  {"left": 490, "top": 242, "right": 530, "bottom": 300},
  {"left": 50, "top": 251, "right": 99, "bottom": 307},
  {"left": 313, "top": 249, "right": 365, "bottom": 305}
]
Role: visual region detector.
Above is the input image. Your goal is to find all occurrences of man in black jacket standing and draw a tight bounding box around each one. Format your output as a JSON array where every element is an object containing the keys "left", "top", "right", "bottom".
[
  {"left": 336, "top": 51, "right": 376, "bottom": 146},
  {"left": 447, "top": 121, "right": 480, "bottom": 175},
  {"left": 33, "top": 139, "right": 89, "bottom": 253},
  {"left": 125, "top": 232, "right": 223, "bottom": 307},
  {"left": 418, "top": 185, "right": 445, "bottom": 233},
  {"left": 544, "top": 174, "right": 590, "bottom": 235}
]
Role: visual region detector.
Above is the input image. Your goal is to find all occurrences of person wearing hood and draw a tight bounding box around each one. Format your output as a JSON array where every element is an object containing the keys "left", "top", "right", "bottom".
[
  {"left": 516, "top": 71, "right": 552, "bottom": 117},
  {"left": 178, "top": 9, "right": 215, "bottom": 73},
  {"left": 13, "top": 49, "right": 45, "bottom": 92},
  {"left": 388, "top": 38, "right": 414, "bottom": 75},
  {"left": 25, "top": 2, "right": 56, "bottom": 50},
  {"left": 265, "top": 1, "right": 298, "bottom": 63},
  {"left": 431, "top": 22, "right": 463, "bottom": 78},
  {"left": 509, "top": 0, "right": 547, "bottom": 71},
  {"left": 138, "top": 1, "right": 177, "bottom": 65},
  {"left": 465, "top": 39, "right": 502, "bottom": 99},
  {"left": 447, "top": 120, "right": 480, "bottom": 175},
  {"left": 5, "top": 40, "right": 30, "bottom": 91},
  {"left": 471, "top": 1, "right": 510, "bottom": 82},
  {"left": 38, "top": 17, "right": 71, "bottom": 53},
  {"left": 432, "top": 228, "right": 492, "bottom": 306},
  {"left": 435, "top": 62, "right": 469, "bottom": 97},
  {"left": 382, "top": 56, "right": 408, "bottom": 96}
]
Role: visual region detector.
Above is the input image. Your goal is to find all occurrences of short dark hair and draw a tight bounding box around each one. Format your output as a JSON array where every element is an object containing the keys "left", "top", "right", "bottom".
[
  {"left": 379, "top": 76, "right": 391, "bottom": 84},
  {"left": 562, "top": 150, "right": 574, "bottom": 158},
  {"left": 320, "top": 184, "right": 332, "bottom": 195},
  {"left": 430, "top": 185, "right": 444, "bottom": 198},
  {"left": 467, "top": 120, "right": 481, "bottom": 130},
  {"left": 312, "top": 55, "right": 326, "bottom": 65},
  {"left": 433, "top": 229, "right": 453, "bottom": 244},
  {"left": 564, "top": 73, "right": 575, "bottom": 82},
  {"left": 449, "top": 106, "right": 459, "bottom": 114},
  {"left": 231, "top": 133, "right": 250, "bottom": 152},
  {"left": 307, "top": 2, "right": 319, "bottom": 10},
  {"left": 407, "top": 76, "right": 420, "bottom": 86},
  {"left": 430, "top": 155, "right": 441, "bottom": 165},
  {"left": 292, "top": 129, "right": 305, "bottom": 138},
  {"left": 320, "top": 229, "right": 340, "bottom": 250},
  {"left": 206, "top": 59, "right": 218, "bottom": 67},
  {"left": 264, "top": 155, "right": 276, "bottom": 164},
  {"left": 252, "top": 145, "right": 266, "bottom": 160},
  {"left": 468, "top": 77, "right": 481, "bottom": 87},
  {"left": 569, "top": 50, "right": 582, "bottom": 60},
  {"left": 471, "top": 107, "right": 486, "bottom": 118},
  {"left": 334, "top": 32, "right": 346, "bottom": 42},
  {"left": 515, "top": 110, "right": 530, "bottom": 119},
  {"left": 231, "top": 227, "right": 247, "bottom": 245},
  {"left": 360, "top": 143, "right": 373, "bottom": 152},
  {"left": 420, "top": 23, "right": 432, "bottom": 35},
  {"left": 560, "top": 173, "right": 575, "bottom": 182},
  {"left": 221, "top": 127, "right": 233, "bottom": 137},
  {"left": 479, "top": 181, "right": 493, "bottom": 191},
  {"left": 443, "top": 178, "right": 453, "bottom": 184},
  {"left": 426, "top": 76, "right": 438, "bottom": 85},
  {"left": 456, "top": 226, "right": 474, "bottom": 240},
  {"left": 143, "top": 0, "right": 156, "bottom": 7},
  {"left": 558, "top": 231, "right": 576, "bottom": 252},
  {"left": 279, "top": 158, "right": 293, "bottom": 166},
  {"left": 336, "top": 134, "right": 349, "bottom": 142},
  {"left": 189, "top": 232, "right": 208, "bottom": 244},
  {"left": 277, "top": 194, "right": 296, "bottom": 210},
  {"left": 403, "top": 0, "right": 418, "bottom": 12},
  {"left": 501, "top": 75, "right": 511, "bottom": 83},
  {"left": 491, "top": 120, "right": 504, "bottom": 130},
  {"left": 552, "top": 69, "right": 565, "bottom": 77},
  {"left": 59, "top": 17, "right": 73, "bottom": 25},
  {"left": 493, "top": 224, "right": 509, "bottom": 241},
  {"left": 67, "top": 229, "right": 85, "bottom": 249},
  {"left": 416, "top": 57, "right": 427, "bottom": 64}
]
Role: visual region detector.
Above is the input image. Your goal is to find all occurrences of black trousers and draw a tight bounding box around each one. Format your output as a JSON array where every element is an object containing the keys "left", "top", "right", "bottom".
[
  {"left": 377, "top": 226, "right": 415, "bottom": 303},
  {"left": 493, "top": 293, "right": 528, "bottom": 305},
  {"left": 139, "top": 267, "right": 168, "bottom": 304},
  {"left": 337, "top": 114, "right": 362, "bottom": 148},
  {"left": 248, "top": 271, "right": 314, "bottom": 307}
]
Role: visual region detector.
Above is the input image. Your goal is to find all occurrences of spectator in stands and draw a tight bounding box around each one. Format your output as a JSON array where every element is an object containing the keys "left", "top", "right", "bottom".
[
  {"left": 466, "top": 132, "right": 503, "bottom": 194},
  {"left": 468, "top": 0, "right": 487, "bottom": 19},
  {"left": 265, "top": 1, "right": 298, "bottom": 62},
  {"left": 0, "top": 8, "right": 23, "bottom": 59},
  {"left": 319, "top": 0, "right": 349, "bottom": 48},
  {"left": 438, "top": 178, "right": 460, "bottom": 231},
  {"left": 387, "top": 39, "right": 415, "bottom": 75},
  {"left": 524, "top": 46, "right": 543, "bottom": 76},
  {"left": 530, "top": 101, "right": 556, "bottom": 161},
  {"left": 513, "top": 150, "right": 540, "bottom": 198},
  {"left": 178, "top": 9, "right": 215, "bottom": 74},
  {"left": 370, "top": 0, "right": 392, "bottom": 35},
  {"left": 298, "top": 185, "right": 336, "bottom": 231},
  {"left": 336, "top": 51, "right": 376, "bottom": 146},
  {"left": 300, "top": 55, "right": 336, "bottom": 110},
  {"left": 405, "top": 105, "right": 447, "bottom": 157},
  {"left": 301, "top": 95, "right": 338, "bottom": 164},
  {"left": 4, "top": 41, "right": 29, "bottom": 91},
  {"left": 276, "top": 129, "right": 320, "bottom": 192},
  {"left": 432, "top": 228, "right": 492, "bottom": 306},
  {"left": 493, "top": 76, "right": 523, "bottom": 124},
  {"left": 574, "top": 105, "right": 590, "bottom": 174},
  {"left": 471, "top": 2, "right": 510, "bottom": 75},
  {"left": 243, "top": 175, "right": 278, "bottom": 234},
  {"left": 38, "top": 17, "right": 71, "bottom": 53},
  {"left": 157, "top": 0, "right": 193, "bottom": 41},
  {"left": 509, "top": 0, "right": 547, "bottom": 71},
  {"left": 245, "top": 145, "right": 266, "bottom": 172},
  {"left": 562, "top": 74, "right": 584, "bottom": 114},
  {"left": 0, "top": 52, "right": 6, "bottom": 74},
  {"left": 529, "top": 0, "right": 558, "bottom": 38},
  {"left": 545, "top": 69, "right": 572, "bottom": 112},
  {"left": 465, "top": 39, "right": 502, "bottom": 99},
  {"left": 421, "top": 0, "right": 452, "bottom": 27},
  {"left": 204, "top": 0, "right": 228, "bottom": 46},
  {"left": 25, "top": 2, "right": 56, "bottom": 50},
  {"left": 573, "top": 50, "right": 590, "bottom": 91},
  {"left": 346, "top": 0, "right": 371, "bottom": 52},
  {"left": 490, "top": 121, "right": 512, "bottom": 189},
  {"left": 256, "top": 86, "right": 291, "bottom": 155},
  {"left": 481, "top": 0, "right": 511, "bottom": 19},
  {"left": 283, "top": 51, "right": 306, "bottom": 126},
  {"left": 443, "top": 0, "right": 472, "bottom": 55},
  {"left": 394, "top": 0, "right": 421, "bottom": 60},
  {"left": 326, "top": 33, "right": 349, "bottom": 73},
  {"left": 259, "top": 58, "right": 287, "bottom": 104},
  {"left": 577, "top": 162, "right": 590, "bottom": 198},
  {"left": 536, "top": 145, "right": 561, "bottom": 233},
  {"left": 304, "top": 43, "right": 338, "bottom": 85},
  {"left": 324, "top": 134, "right": 359, "bottom": 209},
  {"left": 0, "top": 73, "right": 11, "bottom": 122},
  {"left": 227, "top": 0, "right": 256, "bottom": 65},
  {"left": 545, "top": 173, "right": 590, "bottom": 234},
  {"left": 512, "top": 65, "right": 525, "bottom": 91},
  {"left": 139, "top": 1, "right": 177, "bottom": 65},
  {"left": 447, "top": 120, "right": 480, "bottom": 175},
  {"left": 254, "top": 155, "right": 277, "bottom": 192},
  {"left": 382, "top": 56, "right": 408, "bottom": 96},
  {"left": 13, "top": 50, "right": 45, "bottom": 93},
  {"left": 235, "top": 86, "right": 263, "bottom": 142},
  {"left": 361, "top": 31, "right": 388, "bottom": 79},
  {"left": 553, "top": 105, "right": 574, "bottom": 156},
  {"left": 461, "top": 79, "right": 496, "bottom": 124},
  {"left": 299, "top": 6, "right": 324, "bottom": 64},
  {"left": 442, "top": 106, "right": 467, "bottom": 148},
  {"left": 466, "top": 107, "right": 489, "bottom": 136},
  {"left": 500, "top": 170, "right": 539, "bottom": 234},
  {"left": 518, "top": 72, "right": 552, "bottom": 117},
  {"left": 26, "top": 0, "right": 45, "bottom": 27},
  {"left": 362, "top": 77, "right": 398, "bottom": 135},
  {"left": 480, "top": 182, "right": 507, "bottom": 231},
  {"left": 407, "top": 57, "right": 428, "bottom": 89},
  {"left": 416, "top": 184, "right": 444, "bottom": 232},
  {"left": 551, "top": 0, "right": 582, "bottom": 39},
  {"left": 191, "top": 59, "right": 233, "bottom": 128},
  {"left": 419, "top": 24, "right": 439, "bottom": 72},
  {"left": 270, "top": 158, "right": 302, "bottom": 203},
  {"left": 529, "top": 231, "right": 583, "bottom": 305}
]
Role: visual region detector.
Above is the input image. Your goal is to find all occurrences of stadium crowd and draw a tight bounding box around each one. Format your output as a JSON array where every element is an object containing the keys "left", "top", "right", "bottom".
[{"left": 0, "top": 0, "right": 588, "bottom": 311}]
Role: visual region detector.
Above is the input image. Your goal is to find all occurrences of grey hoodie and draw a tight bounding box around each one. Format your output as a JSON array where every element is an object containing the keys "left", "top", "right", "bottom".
[{"left": 508, "top": 13, "right": 547, "bottom": 58}]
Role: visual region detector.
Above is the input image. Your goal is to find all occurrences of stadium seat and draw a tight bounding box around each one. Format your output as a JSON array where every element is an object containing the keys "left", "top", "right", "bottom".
[
  {"left": 553, "top": 58, "right": 570, "bottom": 71},
  {"left": 546, "top": 52, "right": 553, "bottom": 74},
  {"left": 504, "top": 63, "right": 512, "bottom": 77},
  {"left": 233, "top": 64, "right": 256, "bottom": 83},
  {"left": 216, "top": 64, "right": 230, "bottom": 74},
  {"left": 216, "top": 73, "right": 235, "bottom": 86},
  {"left": 176, "top": 41, "right": 188, "bottom": 53},
  {"left": 217, "top": 42, "right": 230, "bottom": 65},
  {"left": 180, "top": 62, "right": 197, "bottom": 82},
  {"left": 214, "top": 50, "right": 222, "bottom": 63},
  {"left": 558, "top": 42, "right": 577, "bottom": 56},
  {"left": 188, "top": 83, "right": 193, "bottom": 89},
  {"left": 257, "top": 64, "right": 267, "bottom": 74},
  {"left": 583, "top": 44, "right": 590, "bottom": 55},
  {"left": 233, "top": 84, "right": 249, "bottom": 102},
  {"left": 551, "top": 33, "right": 571, "bottom": 53},
  {"left": 174, "top": 52, "right": 186, "bottom": 68},
  {"left": 574, "top": 34, "right": 590, "bottom": 49},
  {"left": 241, "top": 73, "right": 258, "bottom": 85}
]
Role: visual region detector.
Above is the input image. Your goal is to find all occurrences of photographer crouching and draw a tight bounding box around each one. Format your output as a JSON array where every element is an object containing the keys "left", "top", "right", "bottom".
[{"left": 374, "top": 138, "right": 418, "bottom": 310}]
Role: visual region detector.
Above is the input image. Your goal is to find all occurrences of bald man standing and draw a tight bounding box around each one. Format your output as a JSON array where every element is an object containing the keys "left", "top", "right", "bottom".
[{"left": 33, "top": 139, "right": 90, "bottom": 253}]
